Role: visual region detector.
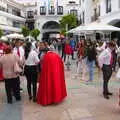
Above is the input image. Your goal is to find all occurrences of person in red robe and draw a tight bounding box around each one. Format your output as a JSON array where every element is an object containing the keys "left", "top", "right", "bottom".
[
  {"left": 64, "top": 40, "right": 72, "bottom": 55},
  {"left": 37, "top": 51, "right": 67, "bottom": 106},
  {"left": 0, "top": 40, "right": 8, "bottom": 81}
]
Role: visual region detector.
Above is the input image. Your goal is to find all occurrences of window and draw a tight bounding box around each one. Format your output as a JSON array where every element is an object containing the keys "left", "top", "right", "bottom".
[
  {"left": 49, "top": 6, "right": 55, "bottom": 15},
  {"left": 13, "top": 21, "right": 20, "bottom": 28},
  {"left": 82, "top": 11, "right": 85, "bottom": 24},
  {"left": 57, "top": 6, "right": 63, "bottom": 15},
  {"left": 94, "top": 8, "right": 97, "bottom": 20},
  {"left": 119, "top": 0, "right": 120, "bottom": 8},
  {"left": 98, "top": 5, "right": 100, "bottom": 16},
  {"left": 79, "top": 15, "right": 82, "bottom": 24},
  {"left": 0, "top": 6, "right": 7, "bottom": 12},
  {"left": 79, "top": 0, "right": 81, "bottom": 6},
  {"left": 40, "top": 6, "right": 46, "bottom": 15},
  {"left": 27, "top": 11, "right": 34, "bottom": 18},
  {"left": 12, "top": 9, "right": 21, "bottom": 16},
  {"left": 106, "top": 0, "right": 111, "bottom": 13},
  {"left": 70, "top": 9, "right": 78, "bottom": 16},
  {"left": 26, "top": 22, "right": 34, "bottom": 30}
]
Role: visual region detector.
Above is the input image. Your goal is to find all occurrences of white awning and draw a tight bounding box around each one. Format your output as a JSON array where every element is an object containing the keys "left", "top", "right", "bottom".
[
  {"left": 68, "top": 22, "right": 120, "bottom": 34},
  {"left": 0, "top": 25, "right": 21, "bottom": 33},
  {"left": 83, "top": 22, "right": 120, "bottom": 32}
]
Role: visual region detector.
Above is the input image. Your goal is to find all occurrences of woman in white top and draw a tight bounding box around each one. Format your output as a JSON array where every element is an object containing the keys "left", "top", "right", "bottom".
[{"left": 24, "top": 42, "right": 40, "bottom": 102}]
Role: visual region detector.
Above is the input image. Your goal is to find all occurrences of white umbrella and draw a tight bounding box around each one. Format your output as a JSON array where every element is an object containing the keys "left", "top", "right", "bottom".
[
  {"left": 67, "top": 26, "right": 85, "bottom": 34},
  {"left": 6, "top": 33, "right": 25, "bottom": 39},
  {"left": 0, "top": 36, "right": 8, "bottom": 41},
  {"left": 77, "top": 22, "right": 120, "bottom": 32}
]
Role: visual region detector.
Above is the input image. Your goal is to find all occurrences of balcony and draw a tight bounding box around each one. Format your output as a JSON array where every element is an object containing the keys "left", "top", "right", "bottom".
[
  {"left": 0, "top": 6, "right": 25, "bottom": 18},
  {"left": 27, "top": 11, "right": 34, "bottom": 19},
  {"left": 40, "top": 6, "right": 46, "bottom": 15},
  {"left": 0, "top": 10, "right": 25, "bottom": 22},
  {"left": 70, "top": 9, "right": 78, "bottom": 17},
  {"left": 57, "top": 6, "right": 63, "bottom": 15},
  {"left": 48, "top": 6, "right": 55, "bottom": 15}
]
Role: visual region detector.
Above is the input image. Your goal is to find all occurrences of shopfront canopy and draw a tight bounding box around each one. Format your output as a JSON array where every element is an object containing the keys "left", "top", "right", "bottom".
[{"left": 68, "top": 22, "right": 120, "bottom": 34}]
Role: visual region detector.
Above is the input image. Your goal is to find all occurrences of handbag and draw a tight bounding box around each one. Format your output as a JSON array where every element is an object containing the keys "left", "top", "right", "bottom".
[
  {"left": 14, "top": 62, "right": 22, "bottom": 74},
  {"left": 116, "top": 68, "right": 120, "bottom": 79}
]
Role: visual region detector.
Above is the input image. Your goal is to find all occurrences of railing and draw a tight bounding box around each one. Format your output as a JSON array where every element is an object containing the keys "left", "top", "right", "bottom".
[
  {"left": 39, "top": 6, "right": 63, "bottom": 16},
  {"left": 0, "top": 9, "right": 25, "bottom": 18}
]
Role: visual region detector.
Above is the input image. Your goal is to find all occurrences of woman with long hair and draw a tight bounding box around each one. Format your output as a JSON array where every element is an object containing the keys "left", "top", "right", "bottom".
[
  {"left": 64, "top": 39, "right": 72, "bottom": 64},
  {"left": 77, "top": 39, "right": 87, "bottom": 81},
  {"left": 24, "top": 42, "right": 39, "bottom": 102}
]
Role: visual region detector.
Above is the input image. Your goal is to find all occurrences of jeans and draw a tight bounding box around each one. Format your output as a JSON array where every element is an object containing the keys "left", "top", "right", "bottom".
[
  {"left": 87, "top": 60, "right": 95, "bottom": 81},
  {"left": 77, "top": 58, "right": 87, "bottom": 80}
]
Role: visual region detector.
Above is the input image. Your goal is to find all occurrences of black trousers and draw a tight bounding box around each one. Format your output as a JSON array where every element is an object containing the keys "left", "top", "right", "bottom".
[
  {"left": 61, "top": 50, "right": 66, "bottom": 62},
  {"left": 4, "top": 77, "right": 21, "bottom": 103},
  {"left": 71, "top": 52, "right": 74, "bottom": 59},
  {"left": 102, "top": 64, "right": 112, "bottom": 95},
  {"left": 24, "top": 65, "right": 38, "bottom": 99},
  {"left": 113, "top": 54, "right": 117, "bottom": 71}
]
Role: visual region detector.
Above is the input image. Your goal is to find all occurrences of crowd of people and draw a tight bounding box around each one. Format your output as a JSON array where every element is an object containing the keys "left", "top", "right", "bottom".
[
  {"left": 59, "top": 37, "right": 119, "bottom": 100},
  {"left": 0, "top": 39, "right": 67, "bottom": 105},
  {"left": 0, "top": 37, "right": 119, "bottom": 105}
]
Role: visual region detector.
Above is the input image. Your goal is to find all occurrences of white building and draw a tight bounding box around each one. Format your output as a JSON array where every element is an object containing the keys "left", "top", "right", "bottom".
[
  {"left": 79, "top": 0, "right": 120, "bottom": 26},
  {"left": 0, "top": 0, "right": 81, "bottom": 39},
  {"left": 0, "top": 0, "right": 26, "bottom": 33},
  {"left": 23, "top": 0, "right": 81, "bottom": 40},
  {"left": 1, "top": 0, "right": 120, "bottom": 39},
  {"left": 99, "top": 0, "right": 120, "bottom": 26}
]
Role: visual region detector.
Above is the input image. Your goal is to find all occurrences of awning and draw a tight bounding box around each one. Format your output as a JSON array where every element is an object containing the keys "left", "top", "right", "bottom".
[{"left": 0, "top": 25, "right": 21, "bottom": 33}]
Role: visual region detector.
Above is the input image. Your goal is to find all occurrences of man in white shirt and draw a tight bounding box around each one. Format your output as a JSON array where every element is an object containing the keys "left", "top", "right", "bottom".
[
  {"left": 13, "top": 40, "right": 25, "bottom": 92},
  {"left": 13, "top": 40, "right": 25, "bottom": 61},
  {"left": 98, "top": 42, "right": 115, "bottom": 99}
]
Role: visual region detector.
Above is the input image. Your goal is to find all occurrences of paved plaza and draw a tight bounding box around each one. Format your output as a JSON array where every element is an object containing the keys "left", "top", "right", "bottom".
[{"left": 0, "top": 60, "right": 120, "bottom": 120}]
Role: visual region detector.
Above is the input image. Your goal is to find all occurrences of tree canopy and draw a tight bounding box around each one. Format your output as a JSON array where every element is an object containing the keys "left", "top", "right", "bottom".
[
  {"left": 30, "top": 29, "right": 40, "bottom": 40},
  {"left": 21, "top": 26, "right": 30, "bottom": 37},
  {"left": 0, "top": 29, "right": 3, "bottom": 38},
  {"left": 59, "top": 14, "right": 77, "bottom": 32}
]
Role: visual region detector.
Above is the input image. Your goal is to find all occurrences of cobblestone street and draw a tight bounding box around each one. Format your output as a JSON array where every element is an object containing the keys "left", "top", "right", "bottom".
[{"left": 0, "top": 59, "right": 120, "bottom": 120}]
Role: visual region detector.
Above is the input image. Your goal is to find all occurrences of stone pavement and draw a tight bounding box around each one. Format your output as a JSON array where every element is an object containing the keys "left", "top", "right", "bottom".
[{"left": 0, "top": 60, "right": 120, "bottom": 120}]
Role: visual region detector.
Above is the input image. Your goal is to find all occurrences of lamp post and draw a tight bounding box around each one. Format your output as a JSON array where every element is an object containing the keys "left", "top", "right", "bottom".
[{"left": 66, "top": 24, "right": 68, "bottom": 39}]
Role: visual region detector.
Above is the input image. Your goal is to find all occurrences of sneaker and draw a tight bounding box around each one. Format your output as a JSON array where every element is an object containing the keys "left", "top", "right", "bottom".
[
  {"left": 16, "top": 97, "right": 21, "bottom": 101},
  {"left": 33, "top": 98, "right": 36, "bottom": 102},
  {"left": 8, "top": 101, "right": 12, "bottom": 104},
  {"left": 103, "top": 94, "right": 109, "bottom": 99},
  {"left": 29, "top": 96, "right": 32, "bottom": 100},
  {"left": 20, "top": 88, "right": 24, "bottom": 93},
  {"left": 107, "top": 92, "right": 113, "bottom": 96}
]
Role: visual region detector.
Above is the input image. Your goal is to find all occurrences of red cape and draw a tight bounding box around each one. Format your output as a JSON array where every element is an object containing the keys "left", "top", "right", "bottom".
[
  {"left": 0, "top": 43, "right": 7, "bottom": 81},
  {"left": 37, "top": 52, "right": 67, "bottom": 105}
]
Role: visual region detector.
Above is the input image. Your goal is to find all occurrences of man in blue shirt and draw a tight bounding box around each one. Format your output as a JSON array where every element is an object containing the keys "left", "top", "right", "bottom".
[{"left": 70, "top": 38, "right": 76, "bottom": 60}]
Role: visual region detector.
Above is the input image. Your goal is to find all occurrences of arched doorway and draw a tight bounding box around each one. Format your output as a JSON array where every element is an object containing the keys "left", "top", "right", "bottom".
[{"left": 42, "top": 21, "right": 60, "bottom": 41}]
